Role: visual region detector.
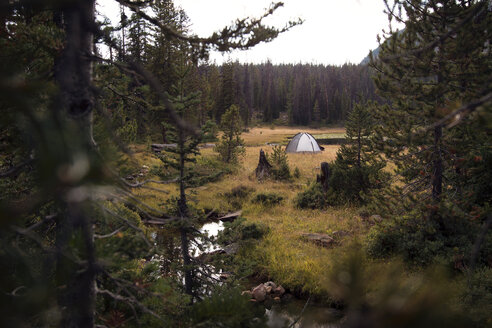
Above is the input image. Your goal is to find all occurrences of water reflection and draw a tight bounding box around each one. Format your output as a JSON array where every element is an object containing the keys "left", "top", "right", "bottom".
[{"left": 266, "top": 299, "right": 341, "bottom": 328}]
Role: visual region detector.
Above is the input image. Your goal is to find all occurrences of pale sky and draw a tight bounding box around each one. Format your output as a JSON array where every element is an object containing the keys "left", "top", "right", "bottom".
[{"left": 97, "top": 0, "right": 393, "bottom": 65}]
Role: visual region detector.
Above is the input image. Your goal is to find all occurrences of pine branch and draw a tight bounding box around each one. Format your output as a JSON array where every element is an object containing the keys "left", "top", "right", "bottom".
[
  {"left": 116, "top": 0, "right": 301, "bottom": 52},
  {"left": 379, "top": 1, "right": 487, "bottom": 62}
]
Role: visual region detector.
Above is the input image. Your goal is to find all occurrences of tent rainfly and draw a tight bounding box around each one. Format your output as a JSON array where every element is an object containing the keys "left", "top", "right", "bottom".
[{"left": 285, "top": 132, "right": 322, "bottom": 153}]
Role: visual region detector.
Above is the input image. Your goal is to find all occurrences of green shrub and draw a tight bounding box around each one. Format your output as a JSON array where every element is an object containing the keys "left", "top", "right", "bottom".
[
  {"left": 251, "top": 192, "right": 284, "bottom": 206},
  {"left": 294, "top": 182, "right": 327, "bottom": 209},
  {"left": 217, "top": 217, "right": 268, "bottom": 246},
  {"left": 186, "top": 156, "right": 233, "bottom": 187},
  {"left": 295, "top": 162, "right": 389, "bottom": 209},
  {"left": 293, "top": 166, "right": 301, "bottom": 179},
  {"left": 461, "top": 268, "right": 492, "bottom": 327},
  {"left": 222, "top": 185, "right": 255, "bottom": 208},
  {"left": 365, "top": 205, "right": 492, "bottom": 267},
  {"left": 116, "top": 118, "right": 138, "bottom": 143},
  {"left": 268, "top": 145, "right": 291, "bottom": 181},
  {"left": 201, "top": 119, "right": 219, "bottom": 142},
  {"left": 189, "top": 286, "right": 266, "bottom": 327}
]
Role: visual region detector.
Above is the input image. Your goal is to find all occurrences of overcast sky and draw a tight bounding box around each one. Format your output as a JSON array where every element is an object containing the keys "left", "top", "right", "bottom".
[{"left": 97, "top": 0, "right": 393, "bottom": 65}]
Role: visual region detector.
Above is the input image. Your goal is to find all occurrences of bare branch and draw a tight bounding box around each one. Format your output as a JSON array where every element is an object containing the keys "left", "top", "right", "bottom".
[{"left": 94, "top": 226, "right": 125, "bottom": 239}]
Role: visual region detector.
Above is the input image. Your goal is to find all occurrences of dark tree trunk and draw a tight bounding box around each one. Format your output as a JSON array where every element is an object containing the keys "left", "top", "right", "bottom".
[
  {"left": 53, "top": 1, "right": 97, "bottom": 326},
  {"left": 255, "top": 149, "right": 272, "bottom": 180},
  {"left": 316, "top": 162, "right": 330, "bottom": 192},
  {"left": 178, "top": 130, "right": 194, "bottom": 298},
  {"left": 432, "top": 125, "right": 443, "bottom": 202},
  {"left": 357, "top": 128, "right": 361, "bottom": 168},
  {"left": 57, "top": 205, "right": 96, "bottom": 328}
]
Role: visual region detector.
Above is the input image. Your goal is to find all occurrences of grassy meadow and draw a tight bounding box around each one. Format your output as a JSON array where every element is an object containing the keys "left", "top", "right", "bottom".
[{"left": 128, "top": 126, "right": 378, "bottom": 297}]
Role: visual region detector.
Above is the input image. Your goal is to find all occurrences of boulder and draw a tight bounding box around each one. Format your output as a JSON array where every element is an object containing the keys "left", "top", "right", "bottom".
[
  {"left": 264, "top": 281, "right": 277, "bottom": 290},
  {"left": 301, "top": 233, "right": 335, "bottom": 248},
  {"left": 252, "top": 284, "right": 267, "bottom": 302},
  {"left": 273, "top": 285, "right": 285, "bottom": 296}
]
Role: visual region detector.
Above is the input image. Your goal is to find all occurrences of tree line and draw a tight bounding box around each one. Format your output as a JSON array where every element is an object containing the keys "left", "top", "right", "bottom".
[{"left": 199, "top": 61, "right": 377, "bottom": 127}]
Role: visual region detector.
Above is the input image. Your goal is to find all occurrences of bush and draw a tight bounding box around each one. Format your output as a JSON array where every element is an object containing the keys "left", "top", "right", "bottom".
[
  {"left": 217, "top": 217, "right": 268, "bottom": 246},
  {"left": 268, "top": 145, "right": 291, "bottom": 181},
  {"left": 186, "top": 156, "right": 233, "bottom": 187},
  {"left": 116, "top": 118, "right": 138, "bottom": 143},
  {"left": 189, "top": 286, "right": 266, "bottom": 327},
  {"left": 295, "top": 162, "right": 389, "bottom": 209},
  {"left": 461, "top": 268, "right": 492, "bottom": 327},
  {"left": 294, "top": 182, "right": 327, "bottom": 209},
  {"left": 251, "top": 192, "right": 284, "bottom": 206},
  {"left": 222, "top": 185, "right": 255, "bottom": 208},
  {"left": 365, "top": 205, "right": 492, "bottom": 267},
  {"left": 201, "top": 119, "right": 219, "bottom": 142},
  {"left": 293, "top": 166, "right": 301, "bottom": 179}
]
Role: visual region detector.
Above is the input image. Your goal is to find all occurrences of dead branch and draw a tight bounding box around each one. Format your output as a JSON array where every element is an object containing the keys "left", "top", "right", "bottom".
[{"left": 94, "top": 226, "right": 125, "bottom": 239}]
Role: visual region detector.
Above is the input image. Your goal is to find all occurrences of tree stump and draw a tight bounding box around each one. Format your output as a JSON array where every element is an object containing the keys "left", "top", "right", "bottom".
[
  {"left": 316, "top": 162, "right": 330, "bottom": 192},
  {"left": 255, "top": 149, "right": 272, "bottom": 180}
]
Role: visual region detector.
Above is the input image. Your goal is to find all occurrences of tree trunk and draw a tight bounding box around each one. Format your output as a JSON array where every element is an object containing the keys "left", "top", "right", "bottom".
[
  {"left": 255, "top": 149, "right": 272, "bottom": 180},
  {"left": 178, "top": 130, "right": 194, "bottom": 298},
  {"left": 357, "top": 128, "right": 361, "bottom": 168},
  {"left": 57, "top": 205, "right": 96, "bottom": 328},
  {"left": 54, "top": 1, "right": 97, "bottom": 326},
  {"left": 316, "top": 162, "right": 330, "bottom": 192},
  {"left": 432, "top": 124, "right": 443, "bottom": 202}
]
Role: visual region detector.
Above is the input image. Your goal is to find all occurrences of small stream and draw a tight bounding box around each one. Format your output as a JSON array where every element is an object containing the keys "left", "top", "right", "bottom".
[{"left": 195, "top": 220, "right": 341, "bottom": 328}]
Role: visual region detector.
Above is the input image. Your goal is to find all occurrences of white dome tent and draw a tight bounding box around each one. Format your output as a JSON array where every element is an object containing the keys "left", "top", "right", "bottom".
[{"left": 285, "top": 132, "right": 322, "bottom": 153}]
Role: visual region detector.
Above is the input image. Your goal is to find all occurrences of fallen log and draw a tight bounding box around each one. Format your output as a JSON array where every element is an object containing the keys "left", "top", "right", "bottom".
[{"left": 217, "top": 210, "right": 242, "bottom": 222}]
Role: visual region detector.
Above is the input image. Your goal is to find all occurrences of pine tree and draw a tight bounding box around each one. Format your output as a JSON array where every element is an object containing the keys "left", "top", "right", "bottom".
[
  {"left": 159, "top": 59, "right": 202, "bottom": 297},
  {"left": 217, "top": 61, "right": 237, "bottom": 122},
  {"left": 370, "top": 0, "right": 492, "bottom": 221},
  {"left": 365, "top": 0, "right": 492, "bottom": 270},
  {"left": 214, "top": 105, "right": 245, "bottom": 163},
  {"left": 331, "top": 101, "right": 387, "bottom": 203}
]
